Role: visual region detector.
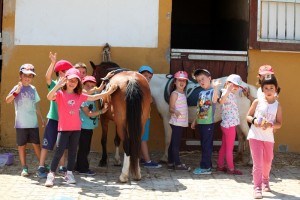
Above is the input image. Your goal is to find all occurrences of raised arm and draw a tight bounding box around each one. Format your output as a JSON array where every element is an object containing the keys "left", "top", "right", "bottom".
[
  {"left": 45, "top": 52, "right": 57, "bottom": 86},
  {"left": 212, "top": 79, "right": 221, "bottom": 103},
  {"left": 86, "top": 84, "right": 117, "bottom": 101},
  {"left": 47, "top": 77, "right": 66, "bottom": 101},
  {"left": 6, "top": 82, "right": 22, "bottom": 103}
]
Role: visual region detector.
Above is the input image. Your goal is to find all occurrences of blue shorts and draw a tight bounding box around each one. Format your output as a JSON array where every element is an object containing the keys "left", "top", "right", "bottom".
[
  {"left": 141, "top": 119, "right": 150, "bottom": 141},
  {"left": 16, "top": 128, "right": 40, "bottom": 146},
  {"left": 42, "top": 119, "right": 59, "bottom": 150}
]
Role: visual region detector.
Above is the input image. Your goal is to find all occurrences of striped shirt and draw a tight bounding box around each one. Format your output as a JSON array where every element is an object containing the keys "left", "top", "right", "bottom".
[{"left": 169, "top": 91, "right": 188, "bottom": 127}]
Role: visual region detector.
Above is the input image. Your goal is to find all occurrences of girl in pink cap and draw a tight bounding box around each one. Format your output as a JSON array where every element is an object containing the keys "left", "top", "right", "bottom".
[
  {"left": 45, "top": 68, "right": 116, "bottom": 187},
  {"left": 168, "top": 71, "right": 190, "bottom": 171}
]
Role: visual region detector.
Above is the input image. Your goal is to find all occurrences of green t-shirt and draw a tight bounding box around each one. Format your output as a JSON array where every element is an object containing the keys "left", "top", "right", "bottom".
[
  {"left": 46, "top": 80, "right": 58, "bottom": 121},
  {"left": 196, "top": 88, "right": 215, "bottom": 124}
]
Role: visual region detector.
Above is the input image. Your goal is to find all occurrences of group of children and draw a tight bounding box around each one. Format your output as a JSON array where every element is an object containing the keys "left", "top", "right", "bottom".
[
  {"left": 6, "top": 55, "right": 282, "bottom": 198},
  {"left": 167, "top": 65, "right": 282, "bottom": 199}
]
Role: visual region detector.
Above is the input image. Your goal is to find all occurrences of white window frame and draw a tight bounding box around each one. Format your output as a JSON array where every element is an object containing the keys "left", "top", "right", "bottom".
[{"left": 257, "top": 0, "right": 300, "bottom": 44}]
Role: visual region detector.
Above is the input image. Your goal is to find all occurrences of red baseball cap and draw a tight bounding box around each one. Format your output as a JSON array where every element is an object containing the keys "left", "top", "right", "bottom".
[
  {"left": 258, "top": 65, "right": 274, "bottom": 75},
  {"left": 82, "top": 76, "right": 96, "bottom": 84},
  {"left": 54, "top": 60, "right": 73, "bottom": 72},
  {"left": 65, "top": 68, "right": 81, "bottom": 80}
]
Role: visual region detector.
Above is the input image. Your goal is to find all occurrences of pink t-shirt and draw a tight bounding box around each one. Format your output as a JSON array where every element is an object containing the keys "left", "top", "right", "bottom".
[{"left": 55, "top": 90, "right": 88, "bottom": 131}]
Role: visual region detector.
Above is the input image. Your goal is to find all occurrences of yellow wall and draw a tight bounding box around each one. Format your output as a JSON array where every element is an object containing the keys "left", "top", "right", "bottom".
[
  {"left": 248, "top": 50, "right": 300, "bottom": 152},
  {"left": 0, "top": 0, "right": 171, "bottom": 152}
]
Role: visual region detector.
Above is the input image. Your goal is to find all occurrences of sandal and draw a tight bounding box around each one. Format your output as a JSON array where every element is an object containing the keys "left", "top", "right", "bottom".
[
  {"left": 227, "top": 169, "right": 243, "bottom": 175},
  {"left": 174, "top": 164, "right": 191, "bottom": 171},
  {"left": 216, "top": 166, "right": 227, "bottom": 172}
]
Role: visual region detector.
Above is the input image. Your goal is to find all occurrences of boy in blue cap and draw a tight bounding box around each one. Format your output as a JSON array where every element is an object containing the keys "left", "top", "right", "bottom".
[{"left": 138, "top": 66, "right": 161, "bottom": 168}]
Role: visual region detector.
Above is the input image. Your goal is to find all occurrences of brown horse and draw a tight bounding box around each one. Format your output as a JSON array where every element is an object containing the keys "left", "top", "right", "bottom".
[
  {"left": 91, "top": 61, "right": 151, "bottom": 182},
  {"left": 91, "top": 61, "right": 122, "bottom": 167}
]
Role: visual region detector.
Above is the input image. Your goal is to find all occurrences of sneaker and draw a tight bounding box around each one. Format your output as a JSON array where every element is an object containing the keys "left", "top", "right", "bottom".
[
  {"left": 21, "top": 166, "right": 29, "bottom": 176},
  {"left": 79, "top": 170, "right": 96, "bottom": 176},
  {"left": 44, "top": 164, "right": 50, "bottom": 173},
  {"left": 174, "top": 164, "right": 191, "bottom": 171},
  {"left": 64, "top": 172, "right": 76, "bottom": 184},
  {"left": 143, "top": 160, "right": 162, "bottom": 169},
  {"left": 227, "top": 169, "right": 243, "bottom": 175},
  {"left": 253, "top": 188, "right": 262, "bottom": 199},
  {"left": 193, "top": 167, "right": 212, "bottom": 175},
  {"left": 45, "top": 172, "right": 55, "bottom": 187},
  {"left": 140, "top": 158, "right": 146, "bottom": 165},
  {"left": 167, "top": 164, "right": 174, "bottom": 170},
  {"left": 262, "top": 183, "right": 271, "bottom": 192},
  {"left": 58, "top": 166, "right": 67, "bottom": 175},
  {"left": 37, "top": 166, "right": 47, "bottom": 178},
  {"left": 216, "top": 166, "right": 227, "bottom": 173}
]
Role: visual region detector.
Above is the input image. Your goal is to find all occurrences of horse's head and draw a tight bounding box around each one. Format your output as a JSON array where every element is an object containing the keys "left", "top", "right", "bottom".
[{"left": 90, "top": 61, "right": 121, "bottom": 86}]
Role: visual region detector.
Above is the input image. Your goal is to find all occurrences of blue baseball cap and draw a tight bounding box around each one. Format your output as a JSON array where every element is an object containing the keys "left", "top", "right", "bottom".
[{"left": 138, "top": 66, "right": 153, "bottom": 74}]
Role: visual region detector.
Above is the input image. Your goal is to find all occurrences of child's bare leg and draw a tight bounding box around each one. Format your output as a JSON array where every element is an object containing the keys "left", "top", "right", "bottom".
[
  {"left": 39, "top": 148, "right": 48, "bottom": 166},
  {"left": 18, "top": 145, "right": 27, "bottom": 166},
  {"left": 32, "top": 144, "right": 41, "bottom": 161},
  {"left": 141, "top": 141, "right": 150, "bottom": 162}
]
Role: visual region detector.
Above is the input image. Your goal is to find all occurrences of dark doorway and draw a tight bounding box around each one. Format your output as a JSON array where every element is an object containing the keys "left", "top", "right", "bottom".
[{"left": 171, "top": 0, "right": 249, "bottom": 51}]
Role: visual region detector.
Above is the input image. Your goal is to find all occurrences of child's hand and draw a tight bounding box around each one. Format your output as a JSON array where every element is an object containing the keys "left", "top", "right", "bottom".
[
  {"left": 15, "top": 82, "right": 23, "bottom": 94},
  {"left": 41, "top": 117, "right": 46, "bottom": 128},
  {"left": 242, "top": 87, "right": 250, "bottom": 97},
  {"left": 174, "top": 110, "right": 182, "bottom": 118},
  {"left": 191, "top": 121, "right": 196, "bottom": 129},
  {"left": 49, "top": 52, "right": 57, "bottom": 63},
  {"left": 57, "top": 77, "right": 66, "bottom": 87},
  {"left": 212, "top": 79, "right": 221, "bottom": 88},
  {"left": 105, "top": 71, "right": 115, "bottom": 79}
]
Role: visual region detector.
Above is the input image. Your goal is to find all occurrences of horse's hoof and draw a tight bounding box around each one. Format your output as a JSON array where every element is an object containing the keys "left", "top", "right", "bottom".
[
  {"left": 114, "top": 159, "right": 122, "bottom": 167},
  {"left": 159, "top": 155, "right": 168, "bottom": 164},
  {"left": 119, "top": 173, "right": 128, "bottom": 183},
  {"left": 98, "top": 160, "right": 107, "bottom": 167},
  {"left": 133, "top": 173, "right": 142, "bottom": 181}
]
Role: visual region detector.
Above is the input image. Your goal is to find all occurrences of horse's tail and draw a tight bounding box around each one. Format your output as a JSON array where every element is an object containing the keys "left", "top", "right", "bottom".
[{"left": 125, "top": 78, "right": 143, "bottom": 176}]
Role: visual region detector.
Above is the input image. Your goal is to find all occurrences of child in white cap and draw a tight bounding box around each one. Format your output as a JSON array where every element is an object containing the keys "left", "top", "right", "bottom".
[
  {"left": 6, "top": 64, "right": 45, "bottom": 176},
  {"left": 216, "top": 74, "right": 243, "bottom": 175}
]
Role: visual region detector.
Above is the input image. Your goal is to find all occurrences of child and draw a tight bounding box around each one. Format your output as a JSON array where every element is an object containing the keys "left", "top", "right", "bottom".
[
  {"left": 191, "top": 69, "right": 219, "bottom": 175},
  {"left": 74, "top": 62, "right": 87, "bottom": 80},
  {"left": 246, "top": 74, "right": 282, "bottom": 199},
  {"left": 6, "top": 64, "right": 45, "bottom": 176},
  {"left": 45, "top": 68, "right": 116, "bottom": 187},
  {"left": 75, "top": 76, "right": 109, "bottom": 175},
  {"left": 38, "top": 53, "right": 73, "bottom": 178},
  {"left": 138, "top": 66, "right": 161, "bottom": 168},
  {"left": 168, "top": 71, "right": 190, "bottom": 171},
  {"left": 216, "top": 74, "right": 243, "bottom": 175},
  {"left": 245, "top": 65, "right": 275, "bottom": 101}
]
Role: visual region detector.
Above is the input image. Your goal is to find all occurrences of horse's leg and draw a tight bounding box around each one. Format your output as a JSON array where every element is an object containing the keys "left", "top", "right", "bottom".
[
  {"left": 113, "top": 130, "right": 122, "bottom": 166},
  {"left": 99, "top": 117, "right": 109, "bottom": 167},
  {"left": 160, "top": 116, "right": 171, "bottom": 163},
  {"left": 119, "top": 152, "right": 130, "bottom": 183},
  {"left": 235, "top": 126, "right": 244, "bottom": 163},
  {"left": 238, "top": 120, "right": 253, "bottom": 165}
]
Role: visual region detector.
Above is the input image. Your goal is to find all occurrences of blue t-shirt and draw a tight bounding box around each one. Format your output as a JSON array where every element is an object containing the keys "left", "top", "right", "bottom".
[
  {"left": 10, "top": 85, "right": 40, "bottom": 128},
  {"left": 196, "top": 88, "right": 215, "bottom": 124},
  {"left": 80, "top": 101, "right": 99, "bottom": 130}
]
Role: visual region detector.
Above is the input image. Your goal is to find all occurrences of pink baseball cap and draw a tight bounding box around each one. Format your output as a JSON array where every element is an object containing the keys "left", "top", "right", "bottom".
[
  {"left": 82, "top": 76, "right": 96, "bottom": 84},
  {"left": 174, "top": 71, "right": 188, "bottom": 80},
  {"left": 258, "top": 65, "right": 274, "bottom": 75},
  {"left": 65, "top": 68, "right": 81, "bottom": 80}
]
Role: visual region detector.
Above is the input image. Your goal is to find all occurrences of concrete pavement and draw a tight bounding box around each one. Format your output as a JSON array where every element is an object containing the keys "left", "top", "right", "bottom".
[{"left": 0, "top": 149, "right": 299, "bottom": 200}]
